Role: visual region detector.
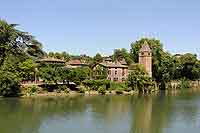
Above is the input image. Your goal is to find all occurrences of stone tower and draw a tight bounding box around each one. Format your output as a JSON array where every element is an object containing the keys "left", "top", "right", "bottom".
[{"left": 139, "top": 41, "right": 152, "bottom": 77}]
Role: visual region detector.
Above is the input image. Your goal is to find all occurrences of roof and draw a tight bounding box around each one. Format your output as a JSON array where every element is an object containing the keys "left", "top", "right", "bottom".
[
  {"left": 36, "top": 58, "right": 65, "bottom": 63},
  {"left": 120, "top": 59, "right": 127, "bottom": 65},
  {"left": 67, "top": 59, "right": 87, "bottom": 65},
  {"left": 100, "top": 62, "right": 128, "bottom": 68},
  {"left": 140, "top": 41, "right": 152, "bottom": 52}
]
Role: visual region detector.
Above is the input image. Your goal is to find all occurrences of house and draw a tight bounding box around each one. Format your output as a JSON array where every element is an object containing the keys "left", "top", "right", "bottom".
[
  {"left": 99, "top": 61, "right": 129, "bottom": 82},
  {"left": 66, "top": 59, "right": 88, "bottom": 68},
  {"left": 36, "top": 58, "right": 66, "bottom": 65}
]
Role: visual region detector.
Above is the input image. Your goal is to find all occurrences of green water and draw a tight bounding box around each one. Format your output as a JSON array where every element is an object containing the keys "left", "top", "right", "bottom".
[{"left": 1, "top": 92, "right": 200, "bottom": 133}]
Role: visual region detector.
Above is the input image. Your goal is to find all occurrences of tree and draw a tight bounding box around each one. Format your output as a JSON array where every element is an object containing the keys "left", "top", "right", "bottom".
[
  {"left": 130, "top": 38, "right": 163, "bottom": 63},
  {"left": 0, "top": 71, "right": 21, "bottom": 97},
  {"left": 0, "top": 19, "right": 44, "bottom": 67},
  {"left": 39, "top": 65, "right": 62, "bottom": 84},
  {"left": 130, "top": 38, "right": 174, "bottom": 89},
  {"left": 179, "top": 53, "right": 198, "bottom": 80},
  {"left": 61, "top": 51, "right": 71, "bottom": 62},
  {"left": 127, "top": 64, "right": 153, "bottom": 93},
  {"left": 92, "top": 65, "right": 107, "bottom": 80},
  {"left": 18, "top": 59, "right": 38, "bottom": 81},
  {"left": 93, "top": 53, "right": 103, "bottom": 63},
  {"left": 113, "top": 48, "right": 133, "bottom": 65}
]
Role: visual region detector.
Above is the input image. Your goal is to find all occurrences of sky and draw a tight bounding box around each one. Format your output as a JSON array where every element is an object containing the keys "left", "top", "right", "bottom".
[{"left": 0, "top": 0, "right": 200, "bottom": 58}]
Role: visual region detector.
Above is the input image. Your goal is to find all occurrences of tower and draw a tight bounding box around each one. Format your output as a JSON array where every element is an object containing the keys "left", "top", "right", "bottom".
[{"left": 139, "top": 41, "right": 152, "bottom": 77}]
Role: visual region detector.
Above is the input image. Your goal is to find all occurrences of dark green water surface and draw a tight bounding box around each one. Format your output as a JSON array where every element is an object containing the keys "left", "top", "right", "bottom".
[{"left": 1, "top": 92, "right": 200, "bottom": 133}]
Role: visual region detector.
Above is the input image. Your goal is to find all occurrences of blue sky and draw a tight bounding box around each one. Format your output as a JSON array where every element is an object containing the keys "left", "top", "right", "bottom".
[{"left": 0, "top": 0, "right": 200, "bottom": 58}]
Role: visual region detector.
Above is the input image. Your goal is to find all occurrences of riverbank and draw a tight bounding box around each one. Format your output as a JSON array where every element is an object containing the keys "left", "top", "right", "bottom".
[{"left": 21, "top": 90, "right": 142, "bottom": 98}]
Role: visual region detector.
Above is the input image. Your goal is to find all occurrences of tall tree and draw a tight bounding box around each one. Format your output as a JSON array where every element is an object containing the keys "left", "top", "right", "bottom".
[
  {"left": 113, "top": 48, "right": 133, "bottom": 65},
  {"left": 0, "top": 19, "right": 44, "bottom": 67}
]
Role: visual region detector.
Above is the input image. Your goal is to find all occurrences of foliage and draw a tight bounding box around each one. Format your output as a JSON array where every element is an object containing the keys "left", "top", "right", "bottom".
[
  {"left": 0, "top": 19, "right": 44, "bottom": 67},
  {"left": 0, "top": 71, "right": 21, "bottom": 97},
  {"left": 39, "top": 65, "right": 62, "bottom": 84},
  {"left": 98, "top": 86, "right": 106, "bottom": 95},
  {"left": 21, "top": 85, "right": 41, "bottom": 96},
  {"left": 177, "top": 78, "right": 191, "bottom": 90},
  {"left": 18, "top": 58, "right": 37, "bottom": 81},
  {"left": 92, "top": 65, "right": 107, "bottom": 80},
  {"left": 113, "top": 48, "right": 133, "bottom": 65},
  {"left": 127, "top": 64, "right": 153, "bottom": 92},
  {"left": 109, "top": 82, "right": 127, "bottom": 90},
  {"left": 83, "top": 79, "right": 110, "bottom": 91},
  {"left": 78, "top": 85, "right": 86, "bottom": 93},
  {"left": 48, "top": 51, "right": 71, "bottom": 62}
]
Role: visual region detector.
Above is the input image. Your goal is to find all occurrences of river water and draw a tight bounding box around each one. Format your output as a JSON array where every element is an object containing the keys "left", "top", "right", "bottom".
[{"left": 1, "top": 92, "right": 200, "bottom": 133}]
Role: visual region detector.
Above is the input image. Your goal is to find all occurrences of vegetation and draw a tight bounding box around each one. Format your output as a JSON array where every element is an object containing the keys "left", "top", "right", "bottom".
[{"left": 0, "top": 19, "right": 200, "bottom": 97}]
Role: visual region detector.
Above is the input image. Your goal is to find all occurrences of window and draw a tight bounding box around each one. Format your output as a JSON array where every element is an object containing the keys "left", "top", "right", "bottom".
[
  {"left": 148, "top": 53, "right": 151, "bottom": 56},
  {"left": 122, "top": 69, "right": 125, "bottom": 76},
  {"left": 108, "top": 70, "right": 111, "bottom": 75},
  {"left": 141, "top": 52, "right": 144, "bottom": 55},
  {"left": 114, "top": 78, "right": 118, "bottom": 81},
  {"left": 115, "top": 71, "right": 117, "bottom": 75}
]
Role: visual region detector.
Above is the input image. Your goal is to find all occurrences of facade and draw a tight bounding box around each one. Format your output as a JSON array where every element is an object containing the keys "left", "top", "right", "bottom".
[
  {"left": 100, "top": 61, "right": 128, "bottom": 82},
  {"left": 139, "top": 41, "right": 152, "bottom": 77}
]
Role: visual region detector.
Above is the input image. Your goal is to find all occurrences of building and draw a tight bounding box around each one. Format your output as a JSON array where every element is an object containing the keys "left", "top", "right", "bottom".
[
  {"left": 139, "top": 41, "right": 152, "bottom": 77},
  {"left": 36, "top": 58, "right": 66, "bottom": 65},
  {"left": 66, "top": 59, "right": 88, "bottom": 68},
  {"left": 99, "top": 61, "right": 128, "bottom": 82}
]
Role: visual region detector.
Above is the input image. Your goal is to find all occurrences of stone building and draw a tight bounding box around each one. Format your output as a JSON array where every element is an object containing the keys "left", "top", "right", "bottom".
[{"left": 139, "top": 41, "right": 152, "bottom": 77}]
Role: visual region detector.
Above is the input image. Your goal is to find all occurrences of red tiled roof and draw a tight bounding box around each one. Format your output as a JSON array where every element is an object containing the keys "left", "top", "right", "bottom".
[{"left": 67, "top": 59, "right": 84, "bottom": 65}]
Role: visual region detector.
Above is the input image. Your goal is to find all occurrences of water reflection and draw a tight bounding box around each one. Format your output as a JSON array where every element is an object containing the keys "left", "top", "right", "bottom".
[{"left": 0, "top": 92, "right": 200, "bottom": 133}]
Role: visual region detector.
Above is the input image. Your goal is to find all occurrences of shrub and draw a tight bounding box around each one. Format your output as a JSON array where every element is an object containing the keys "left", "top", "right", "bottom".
[
  {"left": 110, "top": 82, "right": 126, "bottom": 90},
  {"left": 98, "top": 86, "right": 106, "bottom": 95},
  {"left": 21, "top": 85, "right": 41, "bottom": 96},
  {"left": 83, "top": 79, "right": 110, "bottom": 91},
  {"left": 78, "top": 85, "right": 86, "bottom": 93},
  {"left": 0, "top": 71, "right": 21, "bottom": 97},
  {"left": 64, "top": 88, "right": 70, "bottom": 94}
]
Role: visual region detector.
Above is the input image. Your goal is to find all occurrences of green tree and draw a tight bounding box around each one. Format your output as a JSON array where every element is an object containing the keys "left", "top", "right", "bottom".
[
  {"left": 0, "top": 71, "right": 21, "bottom": 97},
  {"left": 127, "top": 64, "right": 153, "bottom": 93},
  {"left": 0, "top": 19, "right": 43, "bottom": 67},
  {"left": 130, "top": 38, "right": 174, "bottom": 89},
  {"left": 113, "top": 48, "right": 133, "bottom": 65},
  {"left": 92, "top": 65, "right": 107, "bottom": 80},
  {"left": 18, "top": 59, "right": 37, "bottom": 81}
]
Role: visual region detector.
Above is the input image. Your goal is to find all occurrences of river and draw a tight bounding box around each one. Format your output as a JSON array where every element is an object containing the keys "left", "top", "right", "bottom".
[{"left": 0, "top": 91, "right": 200, "bottom": 133}]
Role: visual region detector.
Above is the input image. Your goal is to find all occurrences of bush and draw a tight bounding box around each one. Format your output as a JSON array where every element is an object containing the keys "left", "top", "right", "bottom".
[
  {"left": 78, "top": 85, "right": 86, "bottom": 93},
  {"left": 98, "top": 86, "right": 106, "bottom": 95},
  {"left": 83, "top": 79, "right": 110, "bottom": 91},
  {"left": 177, "top": 78, "right": 191, "bottom": 90},
  {"left": 0, "top": 71, "right": 21, "bottom": 97},
  {"left": 64, "top": 88, "right": 70, "bottom": 94},
  {"left": 21, "top": 85, "right": 41, "bottom": 96},
  {"left": 110, "top": 82, "right": 126, "bottom": 90}
]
